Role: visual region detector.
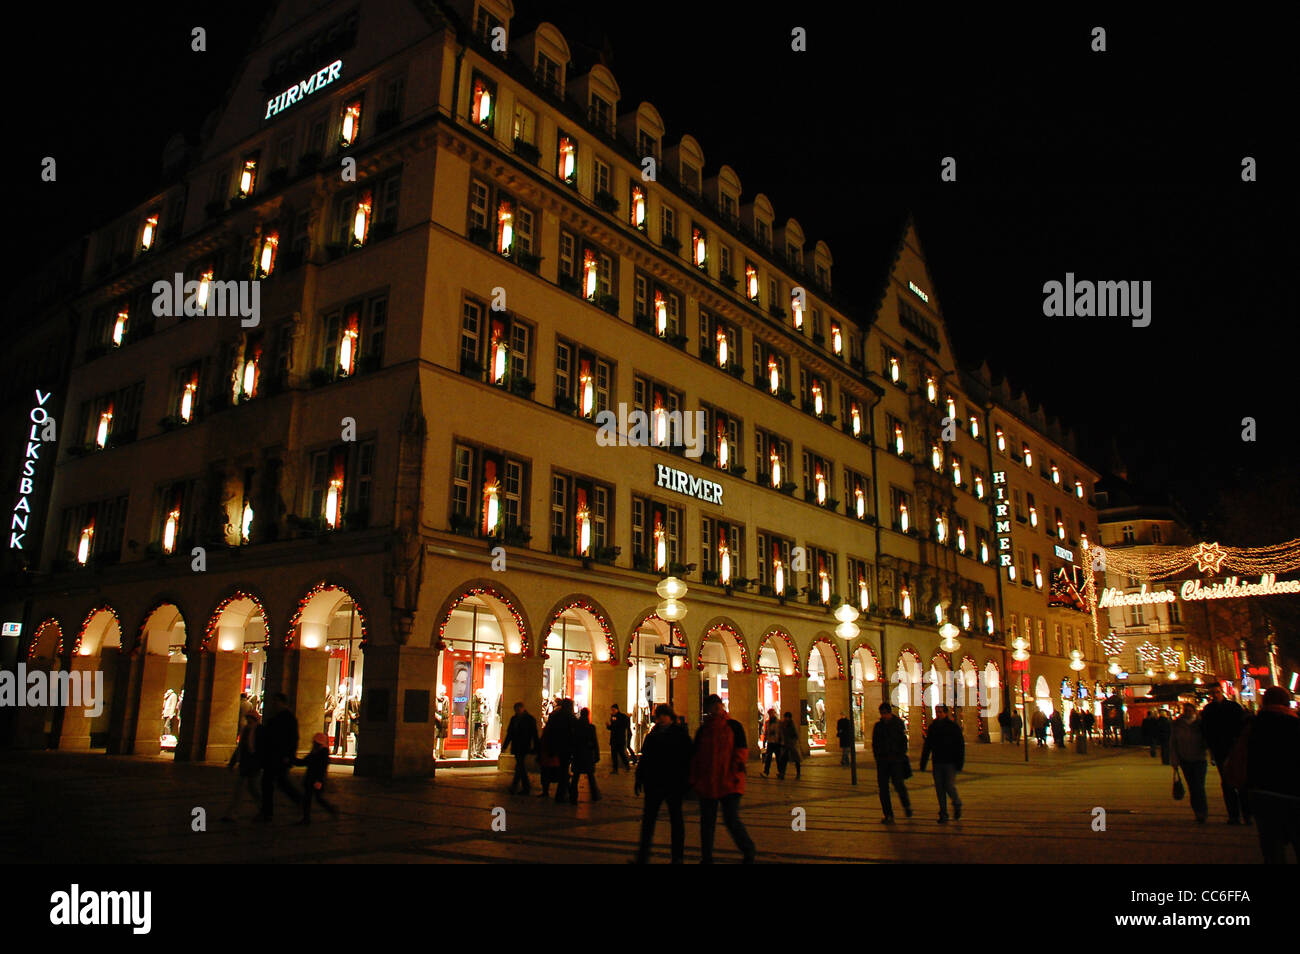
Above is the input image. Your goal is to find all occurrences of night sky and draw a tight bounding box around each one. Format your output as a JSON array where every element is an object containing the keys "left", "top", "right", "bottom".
[{"left": 15, "top": 3, "right": 1299, "bottom": 530}]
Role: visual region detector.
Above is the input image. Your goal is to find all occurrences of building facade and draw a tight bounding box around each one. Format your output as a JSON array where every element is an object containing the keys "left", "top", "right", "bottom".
[{"left": 12, "top": 0, "right": 1102, "bottom": 775}]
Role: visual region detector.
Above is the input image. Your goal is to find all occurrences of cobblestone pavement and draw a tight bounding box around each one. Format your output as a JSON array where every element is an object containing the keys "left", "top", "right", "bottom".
[{"left": 0, "top": 742, "right": 1261, "bottom": 864}]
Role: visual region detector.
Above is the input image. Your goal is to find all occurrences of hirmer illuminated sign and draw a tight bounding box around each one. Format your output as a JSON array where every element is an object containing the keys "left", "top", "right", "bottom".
[
  {"left": 264, "top": 60, "right": 343, "bottom": 119},
  {"left": 655, "top": 464, "right": 723, "bottom": 506}
]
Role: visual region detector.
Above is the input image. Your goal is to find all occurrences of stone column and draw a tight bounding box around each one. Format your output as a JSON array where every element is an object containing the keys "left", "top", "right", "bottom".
[
  {"left": 54, "top": 654, "right": 108, "bottom": 751},
  {"left": 727, "top": 669, "right": 759, "bottom": 760},
  {"left": 825, "top": 676, "right": 851, "bottom": 759},
  {"left": 187, "top": 651, "right": 243, "bottom": 763},
  {"left": 10, "top": 658, "right": 56, "bottom": 749},
  {"left": 355, "top": 644, "right": 442, "bottom": 778},
  {"left": 498, "top": 653, "right": 543, "bottom": 775},
  {"left": 781, "top": 674, "right": 810, "bottom": 757},
  {"left": 285, "top": 647, "right": 330, "bottom": 758},
  {"left": 676, "top": 666, "right": 701, "bottom": 737},
  {"left": 128, "top": 653, "right": 171, "bottom": 755}
]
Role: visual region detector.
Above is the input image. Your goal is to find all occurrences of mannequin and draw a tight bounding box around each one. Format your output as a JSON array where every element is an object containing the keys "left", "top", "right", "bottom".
[
  {"left": 434, "top": 684, "right": 450, "bottom": 758},
  {"left": 470, "top": 688, "right": 488, "bottom": 758},
  {"left": 324, "top": 687, "right": 335, "bottom": 735},
  {"left": 332, "top": 681, "right": 348, "bottom": 754},
  {"left": 347, "top": 691, "right": 360, "bottom": 757}
]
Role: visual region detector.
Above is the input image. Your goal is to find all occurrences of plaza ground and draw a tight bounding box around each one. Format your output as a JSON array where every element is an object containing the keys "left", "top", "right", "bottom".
[{"left": 0, "top": 742, "right": 1261, "bottom": 864}]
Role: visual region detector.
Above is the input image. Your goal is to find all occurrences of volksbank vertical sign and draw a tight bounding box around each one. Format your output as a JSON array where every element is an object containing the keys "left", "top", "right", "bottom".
[
  {"left": 992, "top": 470, "right": 1012, "bottom": 567},
  {"left": 264, "top": 59, "right": 343, "bottom": 119},
  {"left": 11, "top": 390, "right": 56, "bottom": 550}
]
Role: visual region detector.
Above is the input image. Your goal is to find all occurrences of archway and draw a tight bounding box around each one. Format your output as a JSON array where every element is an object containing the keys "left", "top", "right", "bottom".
[
  {"left": 199, "top": 591, "right": 270, "bottom": 763},
  {"left": 16, "top": 620, "right": 62, "bottom": 749},
  {"left": 755, "top": 629, "right": 798, "bottom": 722},
  {"left": 696, "top": 622, "right": 747, "bottom": 718},
  {"left": 626, "top": 613, "right": 686, "bottom": 751},
  {"left": 60, "top": 606, "right": 122, "bottom": 750},
  {"left": 436, "top": 587, "right": 525, "bottom": 761},
  {"left": 850, "top": 642, "right": 882, "bottom": 742},
  {"left": 983, "top": 660, "right": 1002, "bottom": 740},
  {"left": 893, "top": 648, "right": 923, "bottom": 741},
  {"left": 924, "top": 654, "right": 952, "bottom": 734},
  {"left": 1034, "top": 674, "right": 1053, "bottom": 728},
  {"left": 805, "top": 639, "right": 843, "bottom": 750},
  {"left": 291, "top": 584, "right": 367, "bottom": 760},
  {"left": 136, "top": 603, "right": 188, "bottom": 755},
  {"left": 540, "top": 607, "right": 600, "bottom": 721}
]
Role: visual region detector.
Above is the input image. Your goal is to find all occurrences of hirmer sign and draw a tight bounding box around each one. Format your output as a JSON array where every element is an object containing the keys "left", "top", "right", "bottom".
[{"left": 264, "top": 59, "right": 343, "bottom": 119}]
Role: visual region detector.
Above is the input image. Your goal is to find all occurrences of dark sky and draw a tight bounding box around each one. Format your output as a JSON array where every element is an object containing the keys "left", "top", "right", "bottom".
[{"left": 15, "top": 2, "right": 1299, "bottom": 529}]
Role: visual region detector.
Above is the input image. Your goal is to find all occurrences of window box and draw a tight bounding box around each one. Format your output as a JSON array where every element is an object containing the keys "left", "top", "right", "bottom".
[
  {"left": 667, "top": 561, "right": 690, "bottom": 577},
  {"left": 376, "top": 109, "right": 401, "bottom": 134},
  {"left": 768, "top": 304, "right": 786, "bottom": 319},
  {"left": 901, "top": 451, "right": 915, "bottom": 463},
  {"left": 632, "top": 552, "right": 652, "bottom": 573},
  {"left": 370, "top": 221, "right": 396, "bottom": 242},
  {"left": 758, "top": 583, "right": 775, "bottom": 598},
  {"left": 559, "top": 273, "right": 581, "bottom": 294},
  {"left": 67, "top": 444, "right": 91, "bottom": 458},
  {"left": 905, "top": 527, "right": 919, "bottom": 538},
  {"left": 512, "top": 137, "right": 541, "bottom": 165},
  {"left": 268, "top": 168, "right": 290, "bottom": 190},
  {"left": 699, "top": 344, "right": 716, "bottom": 364},
  {"left": 891, "top": 379, "right": 908, "bottom": 392},
  {"left": 863, "top": 513, "right": 878, "bottom": 526},
  {"left": 467, "top": 226, "right": 491, "bottom": 249},
  {"left": 460, "top": 357, "right": 484, "bottom": 379},
  {"left": 823, "top": 497, "right": 840, "bottom": 511},
  {"left": 701, "top": 568, "right": 720, "bottom": 586},
  {"left": 552, "top": 534, "right": 574, "bottom": 556},
  {"left": 889, "top": 608, "right": 903, "bottom": 619},
  {"left": 228, "top": 196, "right": 249, "bottom": 211},
  {"left": 800, "top": 398, "right": 817, "bottom": 415},
  {"left": 159, "top": 415, "right": 186, "bottom": 431},
  {"left": 309, "top": 367, "right": 335, "bottom": 388},
  {"left": 726, "top": 364, "right": 745, "bottom": 381},
  {"left": 297, "top": 151, "right": 322, "bottom": 174},
  {"left": 719, "top": 272, "right": 738, "bottom": 290},
  {"left": 448, "top": 512, "right": 476, "bottom": 537},
  {"left": 279, "top": 249, "right": 304, "bottom": 272},
  {"left": 358, "top": 353, "right": 381, "bottom": 375},
  {"left": 811, "top": 331, "right": 825, "bottom": 345},
  {"left": 727, "top": 462, "right": 747, "bottom": 477},
  {"left": 594, "top": 189, "right": 619, "bottom": 214},
  {"left": 596, "top": 294, "right": 619, "bottom": 316},
  {"left": 204, "top": 200, "right": 225, "bottom": 220},
  {"left": 667, "top": 332, "right": 688, "bottom": 350},
  {"left": 288, "top": 514, "right": 328, "bottom": 537},
  {"left": 819, "top": 411, "right": 837, "bottom": 426},
  {"left": 700, "top": 451, "right": 717, "bottom": 467},
  {"left": 660, "top": 234, "right": 682, "bottom": 254},
  {"left": 1016, "top": 515, "right": 1027, "bottom": 524},
  {"left": 755, "top": 470, "right": 770, "bottom": 486},
  {"left": 776, "top": 386, "right": 796, "bottom": 404},
  {"left": 507, "top": 376, "right": 536, "bottom": 398},
  {"left": 498, "top": 521, "right": 531, "bottom": 547},
  {"left": 84, "top": 344, "right": 109, "bottom": 362},
  {"left": 343, "top": 509, "right": 370, "bottom": 531},
  {"left": 554, "top": 392, "right": 578, "bottom": 414},
  {"left": 515, "top": 250, "right": 542, "bottom": 273},
  {"left": 592, "top": 545, "right": 621, "bottom": 566},
  {"left": 324, "top": 242, "right": 346, "bottom": 261},
  {"left": 633, "top": 313, "right": 653, "bottom": 333},
  {"left": 850, "top": 357, "right": 866, "bottom": 373},
  {"left": 778, "top": 481, "right": 798, "bottom": 496}
]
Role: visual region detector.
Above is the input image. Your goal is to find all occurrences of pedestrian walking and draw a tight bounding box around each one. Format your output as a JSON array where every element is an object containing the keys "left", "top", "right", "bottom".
[
  {"left": 296, "top": 732, "right": 338, "bottom": 823},
  {"left": 997, "top": 709, "right": 1012, "bottom": 743},
  {"left": 1068, "top": 708, "right": 1081, "bottom": 742},
  {"left": 919, "top": 704, "right": 964, "bottom": 823},
  {"left": 872, "top": 703, "right": 913, "bottom": 823},
  {"left": 1049, "top": 710, "right": 1064, "bottom": 748},
  {"left": 633, "top": 704, "right": 692, "bottom": 863},
  {"left": 1010, "top": 710, "right": 1023, "bottom": 744},
  {"left": 689, "top": 694, "right": 756, "bottom": 863},
  {"left": 221, "top": 711, "right": 261, "bottom": 821},
  {"left": 779, "top": 711, "right": 802, "bottom": 780},
  {"left": 836, "top": 712, "right": 854, "bottom": 765},
  {"left": 256, "top": 693, "right": 302, "bottom": 821},
  {"left": 1200, "top": 685, "right": 1251, "bottom": 824},
  {"left": 569, "top": 707, "right": 601, "bottom": 802},
  {"left": 1170, "top": 703, "right": 1209, "bottom": 823},
  {"left": 606, "top": 704, "right": 632, "bottom": 774},
  {"left": 1142, "top": 711, "right": 1157, "bottom": 756},
  {"left": 502, "top": 701, "right": 539, "bottom": 795},
  {"left": 1245, "top": 686, "right": 1300, "bottom": 863},
  {"left": 1083, "top": 710, "right": 1096, "bottom": 740},
  {"left": 1156, "top": 709, "right": 1173, "bottom": 765},
  {"left": 1031, "top": 708, "right": 1048, "bottom": 747},
  {"left": 760, "top": 709, "right": 781, "bottom": 777},
  {"left": 538, "top": 699, "right": 575, "bottom": 802}
]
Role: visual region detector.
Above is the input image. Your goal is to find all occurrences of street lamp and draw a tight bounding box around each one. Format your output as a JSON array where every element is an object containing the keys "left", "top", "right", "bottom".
[
  {"left": 1012, "top": 633, "right": 1030, "bottom": 763},
  {"left": 938, "top": 621, "right": 961, "bottom": 654},
  {"left": 834, "top": 602, "right": 860, "bottom": 785},
  {"left": 654, "top": 576, "right": 688, "bottom": 719}
]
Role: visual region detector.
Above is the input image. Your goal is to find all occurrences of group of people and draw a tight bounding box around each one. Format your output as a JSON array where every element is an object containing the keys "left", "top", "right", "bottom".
[
  {"left": 996, "top": 706, "right": 1097, "bottom": 749},
  {"left": 222, "top": 692, "right": 339, "bottom": 825},
  {"left": 501, "top": 695, "right": 756, "bottom": 862},
  {"left": 759, "top": 709, "right": 804, "bottom": 779},
  {"left": 872, "top": 702, "right": 966, "bottom": 823},
  {"left": 1168, "top": 684, "right": 1300, "bottom": 862}
]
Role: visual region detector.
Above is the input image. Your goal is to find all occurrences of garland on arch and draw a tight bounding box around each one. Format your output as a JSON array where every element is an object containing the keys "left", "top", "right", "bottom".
[
  {"left": 201, "top": 590, "right": 267, "bottom": 652},
  {"left": 809, "top": 637, "right": 845, "bottom": 680},
  {"left": 698, "top": 622, "right": 751, "bottom": 673},
  {"left": 26, "top": 620, "right": 61, "bottom": 660},
  {"left": 437, "top": 585, "right": 530, "bottom": 656},
  {"left": 626, "top": 616, "right": 691, "bottom": 670},
  {"left": 287, "top": 582, "right": 368, "bottom": 650},
  {"left": 758, "top": 628, "right": 801, "bottom": 676},
  {"left": 538, "top": 599, "right": 619, "bottom": 665},
  {"left": 71, "top": 605, "right": 121, "bottom": 657}
]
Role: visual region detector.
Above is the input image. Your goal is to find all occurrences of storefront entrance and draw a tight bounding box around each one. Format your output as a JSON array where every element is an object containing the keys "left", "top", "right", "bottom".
[{"left": 438, "top": 599, "right": 506, "bottom": 761}]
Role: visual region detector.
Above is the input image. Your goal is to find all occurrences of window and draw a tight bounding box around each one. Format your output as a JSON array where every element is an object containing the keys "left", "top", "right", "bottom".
[
  {"left": 800, "top": 369, "right": 830, "bottom": 418},
  {"left": 336, "top": 171, "right": 399, "bottom": 249},
  {"left": 951, "top": 452, "right": 964, "bottom": 488},
  {"left": 681, "top": 163, "right": 701, "bottom": 194},
  {"left": 629, "top": 184, "right": 646, "bottom": 230},
  {"left": 841, "top": 393, "right": 865, "bottom": 440},
  {"left": 719, "top": 244, "right": 733, "bottom": 280},
  {"left": 752, "top": 340, "right": 787, "bottom": 396},
  {"left": 847, "top": 557, "right": 873, "bottom": 612},
  {"left": 322, "top": 296, "right": 387, "bottom": 378},
  {"left": 339, "top": 98, "right": 363, "bottom": 147},
  {"left": 890, "top": 487, "right": 912, "bottom": 532},
  {"left": 637, "top": 274, "right": 681, "bottom": 337},
  {"left": 555, "top": 340, "right": 613, "bottom": 419},
  {"left": 1033, "top": 554, "right": 1043, "bottom": 589},
  {"left": 661, "top": 205, "right": 677, "bottom": 248},
  {"left": 769, "top": 278, "right": 781, "bottom": 315},
  {"left": 255, "top": 231, "right": 279, "bottom": 277},
  {"left": 381, "top": 74, "right": 406, "bottom": 120},
  {"left": 755, "top": 219, "right": 770, "bottom": 248},
  {"left": 589, "top": 94, "right": 611, "bottom": 132},
  {"left": 700, "top": 312, "right": 738, "bottom": 370},
  {"left": 756, "top": 532, "right": 793, "bottom": 594},
  {"left": 1121, "top": 524, "right": 1135, "bottom": 543},
  {"left": 139, "top": 211, "right": 159, "bottom": 251},
  {"left": 559, "top": 229, "right": 575, "bottom": 278},
  {"left": 637, "top": 129, "right": 658, "bottom": 161},
  {"left": 977, "top": 528, "right": 991, "bottom": 564},
  {"left": 536, "top": 53, "right": 561, "bottom": 94},
  {"left": 830, "top": 320, "right": 843, "bottom": 356},
  {"left": 1054, "top": 624, "right": 1063, "bottom": 656},
  {"left": 474, "top": 6, "right": 503, "bottom": 45},
  {"left": 885, "top": 348, "right": 901, "bottom": 383},
  {"left": 450, "top": 443, "right": 529, "bottom": 540},
  {"left": 1152, "top": 525, "right": 1163, "bottom": 544},
  {"left": 512, "top": 102, "right": 535, "bottom": 145},
  {"left": 754, "top": 428, "right": 790, "bottom": 490},
  {"left": 691, "top": 223, "right": 707, "bottom": 268},
  {"left": 701, "top": 517, "right": 743, "bottom": 584},
  {"left": 594, "top": 158, "right": 612, "bottom": 197},
  {"left": 237, "top": 156, "right": 258, "bottom": 198},
  {"left": 887, "top": 414, "right": 906, "bottom": 455},
  {"left": 78, "top": 382, "right": 144, "bottom": 450},
  {"left": 807, "top": 546, "right": 837, "bottom": 605},
  {"left": 702, "top": 404, "right": 741, "bottom": 472},
  {"left": 1127, "top": 603, "right": 1146, "bottom": 627},
  {"left": 557, "top": 132, "right": 577, "bottom": 185},
  {"left": 494, "top": 191, "right": 536, "bottom": 257},
  {"left": 720, "top": 192, "right": 737, "bottom": 222},
  {"left": 1169, "top": 599, "right": 1181, "bottom": 625},
  {"left": 787, "top": 244, "right": 802, "bottom": 269},
  {"left": 460, "top": 298, "right": 484, "bottom": 374},
  {"left": 844, "top": 468, "right": 871, "bottom": 520},
  {"left": 62, "top": 495, "right": 129, "bottom": 566},
  {"left": 631, "top": 497, "right": 679, "bottom": 571},
  {"left": 954, "top": 515, "right": 969, "bottom": 553},
  {"left": 172, "top": 363, "right": 201, "bottom": 424},
  {"left": 802, "top": 451, "right": 833, "bottom": 507},
  {"left": 471, "top": 73, "right": 495, "bottom": 132}
]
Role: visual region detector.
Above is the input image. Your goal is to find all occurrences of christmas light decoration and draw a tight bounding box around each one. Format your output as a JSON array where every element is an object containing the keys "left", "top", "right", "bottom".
[
  {"left": 631, "top": 186, "right": 646, "bottom": 229},
  {"left": 1029, "top": 506, "right": 1038, "bottom": 528},
  {"left": 112, "top": 309, "right": 128, "bottom": 346},
  {"left": 288, "top": 583, "right": 369, "bottom": 651},
  {"left": 931, "top": 444, "right": 943, "bottom": 472},
  {"left": 926, "top": 375, "right": 937, "bottom": 403},
  {"left": 437, "top": 585, "right": 528, "bottom": 656},
  {"left": 746, "top": 264, "right": 759, "bottom": 300},
  {"left": 539, "top": 600, "right": 619, "bottom": 664},
  {"left": 717, "top": 428, "right": 729, "bottom": 469},
  {"left": 1023, "top": 445, "right": 1033, "bottom": 468},
  {"left": 259, "top": 232, "right": 279, "bottom": 276},
  {"left": 956, "top": 527, "right": 966, "bottom": 552},
  {"left": 1101, "top": 631, "right": 1126, "bottom": 657},
  {"left": 339, "top": 316, "right": 359, "bottom": 376},
  {"left": 855, "top": 487, "right": 866, "bottom": 520},
  {"left": 961, "top": 604, "right": 971, "bottom": 629},
  {"left": 995, "top": 428, "right": 1005, "bottom": 452},
  {"left": 72, "top": 605, "right": 121, "bottom": 657},
  {"left": 969, "top": 416, "right": 980, "bottom": 439},
  {"left": 579, "top": 367, "right": 594, "bottom": 416},
  {"left": 497, "top": 200, "right": 514, "bottom": 255},
  {"left": 901, "top": 586, "right": 912, "bottom": 618},
  {"left": 693, "top": 228, "right": 706, "bottom": 267},
  {"left": 1161, "top": 647, "right": 1182, "bottom": 670},
  {"left": 201, "top": 590, "right": 265, "bottom": 651},
  {"left": 557, "top": 136, "right": 575, "bottom": 181},
  {"left": 986, "top": 609, "right": 995, "bottom": 635},
  {"left": 791, "top": 292, "right": 804, "bottom": 330},
  {"left": 239, "top": 158, "right": 257, "bottom": 197},
  {"left": 851, "top": 404, "right": 862, "bottom": 437},
  {"left": 341, "top": 101, "right": 361, "bottom": 146},
  {"left": 655, "top": 290, "right": 668, "bottom": 334},
  {"left": 27, "top": 620, "right": 61, "bottom": 660},
  {"left": 831, "top": 324, "right": 842, "bottom": 355},
  {"left": 141, "top": 213, "right": 158, "bottom": 250},
  {"left": 952, "top": 459, "right": 962, "bottom": 486},
  {"left": 719, "top": 540, "right": 732, "bottom": 585},
  {"left": 241, "top": 501, "right": 254, "bottom": 544},
  {"left": 1136, "top": 641, "right": 1159, "bottom": 665},
  {"left": 889, "top": 356, "right": 900, "bottom": 383},
  {"left": 815, "top": 469, "right": 827, "bottom": 504},
  {"left": 697, "top": 622, "right": 752, "bottom": 673},
  {"left": 770, "top": 448, "right": 782, "bottom": 488},
  {"left": 857, "top": 573, "right": 870, "bottom": 612},
  {"left": 894, "top": 424, "right": 905, "bottom": 455},
  {"left": 760, "top": 629, "right": 802, "bottom": 675},
  {"left": 812, "top": 382, "right": 824, "bottom": 416},
  {"left": 810, "top": 637, "right": 845, "bottom": 679},
  {"left": 716, "top": 329, "right": 728, "bottom": 367},
  {"left": 76, "top": 521, "right": 94, "bottom": 564},
  {"left": 899, "top": 503, "right": 909, "bottom": 533},
  {"left": 95, "top": 409, "right": 112, "bottom": 448},
  {"left": 352, "top": 191, "right": 372, "bottom": 245},
  {"left": 162, "top": 508, "right": 180, "bottom": 554}
]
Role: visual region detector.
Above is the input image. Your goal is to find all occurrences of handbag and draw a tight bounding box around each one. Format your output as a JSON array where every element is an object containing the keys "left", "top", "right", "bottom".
[
  {"left": 901, "top": 758, "right": 913, "bottom": 780},
  {"left": 1172, "top": 768, "right": 1185, "bottom": 801}
]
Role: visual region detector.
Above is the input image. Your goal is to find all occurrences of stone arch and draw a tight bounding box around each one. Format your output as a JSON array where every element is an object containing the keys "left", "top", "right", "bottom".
[
  {"left": 539, "top": 595, "right": 618, "bottom": 664},
  {"left": 27, "top": 618, "right": 63, "bottom": 661},
  {"left": 288, "top": 582, "right": 369, "bottom": 651},
  {"left": 433, "top": 579, "right": 533, "bottom": 656},
  {"left": 135, "top": 601, "right": 189, "bottom": 657},
  {"left": 201, "top": 589, "right": 271, "bottom": 653},
  {"left": 73, "top": 605, "right": 123, "bottom": 657},
  {"left": 852, "top": 639, "right": 881, "bottom": 682},
  {"left": 807, "top": 635, "right": 844, "bottom": 680},
  {"left": 756, "top": 627, "right": 800, "bottom": 676},
  {"left": 893, "top": 646, "right": 923, "bottom": 711},
  {"left": 625, "top": 610, "right": 688, "bottom": 668},
  {"left": 695, "top": 618, "right": 750, "bottom": 671}
]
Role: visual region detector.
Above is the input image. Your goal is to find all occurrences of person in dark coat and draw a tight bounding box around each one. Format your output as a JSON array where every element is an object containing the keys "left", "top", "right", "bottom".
[
  {"left": 257, "top": 693, "right": 302, "bottom": 821},
  {"left": 633, "top": 704, "right": 692, "bottom": 863},
  {"left": 296, "top": 732, "right": 338, "bottom": 823},
  {"left": 836, "top": 712, "right": 854, "bottom": 765},
  {"left": 1245, "top": 686, "right": 1300, "bottom": 863},
  {"left": 1049, "top": 710, "right": 1064, "bottom": 748},
  {"left": 872, "top": 702, "right": 912, "bottom": 823},
  {"left": 606, "top": 704, "right": 633, "bottom": 773},
  {"left": 760, "top": 709, "right": 781, "bottom": 777},
  {"left": 997, "top": 709, "right": 1012, "bottom": 743},
  {"left": 1010, "top": 710, "right": 1023, "bottom": 744},
  {"left": 779, "top": 711, "right": 802, "bottom": 780},
  {"left": 1156, "top": 710, "right": 1173, "bottom": 765},
  {"left": 569, "top": 707, "right": 601, "bottom": 803},
  {"left": 1200, "top": 685, "right": 1251, "bottom": 824},
  {"left": 920, "top": 704, "right": 964, "bottom": 823},
  {"left": 502, "top": 701, "right": 539, "bottom": 794},
  {"left": 1067, "top": 708, "right": 1081, "bottom": 741},
  {"left": 1142, "top": 711, "right": 1158, "bottom": 756},
  {"left": 221, "top": 711, "right": 261, "bottom": 821},
  {"left": 538, "top": 699, "right": 576, "bottom": 802},
  {"left": 689, "top": 694, "right": 756, "bottom": 863}
]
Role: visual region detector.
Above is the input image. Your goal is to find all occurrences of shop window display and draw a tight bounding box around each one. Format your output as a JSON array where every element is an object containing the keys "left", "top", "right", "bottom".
[
  {"left": 439, "top": 601, "right": 506, "bottom": 760},
  {"left": 159, "top": 633, "right": 187, "bottom": 752},
  {"left": 626, "top": 623, "right": 681, "bottom": 752},
  {"left": 542, "top": 613, "right": 594, "bottom": 723},
  {"left": 697, "top": 637, "right": 731, "bottom": 717},
  {"left": 850, "top": 652, "right": 879, "bottom": 741},
  {"left": 323, "top": 602, "right": 364, "bottom": 759},
  {"left": 756, "top": 644, "right": 781, "bottom": 754},
  {"left": 806, "top": 651, "right": 827, "bottom": 749}
]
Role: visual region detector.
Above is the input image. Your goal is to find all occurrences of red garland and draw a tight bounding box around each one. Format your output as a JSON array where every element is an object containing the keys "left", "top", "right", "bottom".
[
  {"left": 625, "top": 616, "right": 691, "bottom": 670},
  {"left": 759, "top": 628, "right": 802, "bottom": 676},
  {"left": 696, "top": 622, "right": 751, "bottom": 673},
  {"left": 71, "top": 605, "right": 121, "bottom": 657},
  {"left": 809, "top": 638, "right": 845, "bottom": 680},
  {"left": 27, "top": 619, "right": 61, "bottom": 660},
  {"left": 202, "top": 590, "right": 267, "bottom": 653},
  {"left": 287, "top": 582, "right": 368, "bottom": 650},
  {"left": 438, "top": 585, "right": 530, "bottom": 656},
  {"left": 538, "top": 599, "right": 619, "bottom": 664}
]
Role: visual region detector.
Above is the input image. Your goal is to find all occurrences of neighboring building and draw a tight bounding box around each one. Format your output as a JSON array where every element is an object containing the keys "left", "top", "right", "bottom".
[{"left": 12, "top": 0, "right": 1102, "bottom": 775}]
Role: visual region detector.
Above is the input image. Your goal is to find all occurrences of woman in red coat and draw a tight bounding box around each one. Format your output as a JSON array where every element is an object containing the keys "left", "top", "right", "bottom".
[{"left": 689, "top": 694, "right": 756, "bottom": 863}]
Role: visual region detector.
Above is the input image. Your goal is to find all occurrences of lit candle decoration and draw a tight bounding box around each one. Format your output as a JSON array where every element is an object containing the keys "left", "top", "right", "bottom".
[
  {"left": 239, "top": 158, "right": 257, "bottom": 197},
  {"left": 889, "top": 356, "right": 900, "bottom": 382},
  {"left": 579, "top": 366, "right": 594, "bottom": 416},
  {"left": 341, "top": 101, "right": 361, "bottom": 145},
  {"left": 894, "top": 424, "right": 905, "bottom": 455},
  {"left": 831, "top": 324, "right": 842, "bottom": 354},
  {"left": 180, "top": 380, "right": 197, "bottom": 422},
  {"left": 961, "top": 605, "right": 971, "bottom": 629},
  {"left": 719, "top": 541, "right": 731, "bottom": 585},
  {"left": 815, "top": 469, "right": 827, "bottom": 505},
  {"left": 558, "top": 136, "right": 575, "bottom": 181},
  {"left": 77, "top": 523, "right": 94, "bottom": 565},
  {"left": 654, "top": 290, "right": 667, "bottom": 334},
  {"left": 96, "top": 409, "right": 112, "bottom": 448},
  {"left": 980, "top": 540, "right": 989, "bottom": 563},
  {"left": 112, "top": 309, "right": 128, "bottom": 346},
  {"left": 497, "top": 201, "right": 514, "bottom": 255},
  {"left": 926, "top": 376, "right": 936, "bottom": 402},
  {"left": 957, "top": 527, "right": 966, "bottom": 552},
  {"left": 716, "top": 329, "right": 728, "bottom": 367},
  {"left": 931, "top": 444, "right": 942, "bottom": 472},
  {"left": 325, "top": 478, "right": 342, "bottom": 529},
  {"left": 952, "top": 460, "right": 962, "bottom": 486},
  {"left": 198, "top": 269, "right": 213, "bottom": 311},
  {"left": 339, "top": 316, "right": 359, "bottom": 376},
  {"left": 851, "top": 404, "right": 861, "bottom": 437},
  {"left": 1030, "top": 506, "right": 1038, "bottom": 528},
  {"left": 352, "top": 191, "right": 372, "bottom": 245},
  {"left": 717, "top": 427, "right": 729, "bottom": 469},
  {"left": 899, "top": 502, "right": 909, "bottom": 533},
  {"left": 631, "top": 186, "right": 645, "bottom": 228},
  {"left": 259, "top": 233, "right": 278, "bottom": 275},
  {"left": 858, "top": 577, "right": 870, "bottom": 612},
  {"left": 970, "top": 416, "right": 980, "bottom": 438},
  {"left": 770, "top": 449, "right": 781, "bottom": 488},
  {"left": 996, "top": 428, "right": 1005, "bottom": 452},
  {"left": 1023, "top": 445, "right": 1033, "bottom": 467},
  {"left": 654, "top": 519, "right": 666, "bottom": 571},
  {"left": 491, "top": 332, "right": 508, "bottom": 384},
  {"left": 773, "top": 553, "right": 785, "bottom": 595},
  {"left": 163, "top": 508, "right": 180, "bottom": 554},
  {"left": 746, "top": 264, "right": 758, "bottom": 300},
  {"left": 901, "top": 587, "right": 912, "bottom": 618},
  {"left": 855, "top": 486, "right": 865, "bottom": 519},
  {"left": 576, "top": 502, "right": 591, "bottom": 556},
  {"left": 791, "top": 293, "right": 803, "bottom": 329},
  {"left": 975, "top": 475, "right": 985, "bottom": 499},
  {"left": 812, "top": 382, "right": 824, "bottom": 415},
  {"left": 241, "top": 501, "right": 254, "bottom": 544},
  {"left": 474, "top": 83, "right": 492, "bottom": 126},
  {"left": 986, "top": 610, "right": 994, "bottom": 635},
  {"left": 141, "top": 213, "right": 158, "bottom": 250},
  {"left": 819, "top": 568, "right": 831, "bottom": 604},
  {"left": 768, "top": 356, "right": 780, "bottom": 394},
  {"left": 693, "top": 228, "right": 706, "bottom": 267},
  {"left": 482, "top": 478, "right": 500, "bottom": 536}
]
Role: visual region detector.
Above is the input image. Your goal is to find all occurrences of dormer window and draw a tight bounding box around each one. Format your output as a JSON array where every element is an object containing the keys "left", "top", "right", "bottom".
[
  {"left": 536, "top": 54, "right": 560, "bottom": 94},
  {"left": 756, "top": 220, "right": 770, "bottom": 247},
  {"left": 140, "top": 212, "right": 159, "bottom": 251},
  {"left": 340, "top": 99, "right": 362, "bottom": 147},
  {"left": 238, "top": 157, "right": 257, "bottom": 198},
  {"left": 590, "top": 95, "right": 611, "bottom": 132},
  {"left": 557, "top": 133, "right": 577, "bottom": 185},
  {"left": 630, "top": 185, "right": 646, "bottom": 230},
  {"left": 472, "top": 75, "right": 495, "bottom": 132},
  {"left": 637, "top": 130, "right": 658, "bottom": 161}
]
